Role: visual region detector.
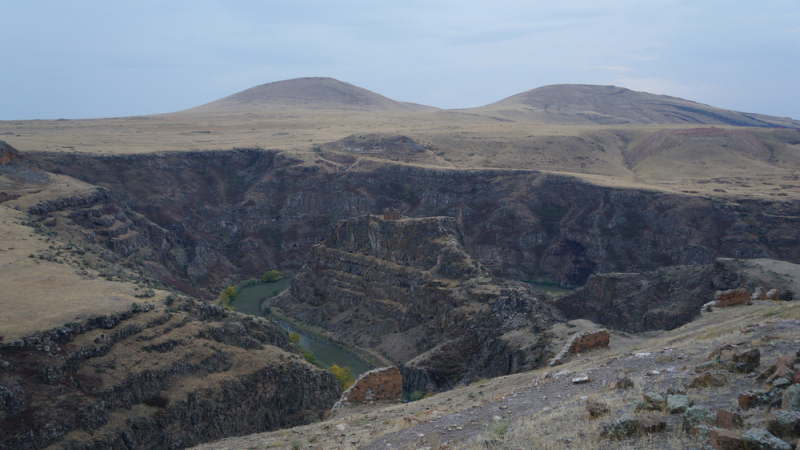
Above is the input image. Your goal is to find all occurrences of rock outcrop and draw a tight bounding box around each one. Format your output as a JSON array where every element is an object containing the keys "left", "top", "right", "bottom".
[
  {"left": 0, "top": 297, "right": 340, "bottom": 450},
  {"left": 0, "top": 141, "right": 49, "bottom": 187},
  {"left": 273, "top": 215, "right": 563, "bottom": 391},
  {"left": 555, "top": 258, "right": 800, "bottom": 332}
]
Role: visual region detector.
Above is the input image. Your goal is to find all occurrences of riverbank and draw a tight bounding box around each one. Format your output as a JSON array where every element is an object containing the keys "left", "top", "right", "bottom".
[{"left": 233, "top": 281, "right": 387, "bottom": 375}]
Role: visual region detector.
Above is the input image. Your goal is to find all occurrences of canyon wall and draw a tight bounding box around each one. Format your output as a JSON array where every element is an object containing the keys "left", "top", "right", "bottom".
[{"left": 30, "top": 149, "right": 800, "bottom": 297}]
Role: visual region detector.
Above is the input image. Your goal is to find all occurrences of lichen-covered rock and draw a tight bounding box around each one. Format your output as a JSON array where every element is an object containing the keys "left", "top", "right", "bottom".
[
  {"left": 683, "top": 405, "right": 716, "bottom": 435},
  {"left": 700, "top": 346, "right": 760, "bottom": 374},
  {"left": 640, "top": 392, "right": 665, "bottom": 411},
  {"left": 740, "top": 428, "right": 792, "bottom": 450},
  {"left": 766, "top": 410, "right": 800, "bottom": 443},
  {"left": 667, "top": 394, "right": 693, "bottom": 414},
  {"left": 601, "top": 413, "right": 666, "bottom": 439},
  {"left": 783, "top": 384, "right": 800, "bottom": 410}
]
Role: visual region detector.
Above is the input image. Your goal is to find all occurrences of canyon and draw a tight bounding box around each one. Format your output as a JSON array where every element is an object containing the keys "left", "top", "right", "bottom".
[{"left": 2, "top": 78, "right": 800, "bottom": 448}]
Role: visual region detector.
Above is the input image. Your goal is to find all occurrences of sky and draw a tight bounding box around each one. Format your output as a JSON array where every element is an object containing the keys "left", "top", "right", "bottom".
[{"left": 1, "top": 1, "right": 799, "bottom": 120}]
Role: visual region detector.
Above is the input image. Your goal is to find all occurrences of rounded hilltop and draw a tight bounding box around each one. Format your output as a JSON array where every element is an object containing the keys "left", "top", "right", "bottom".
[
  {"left": 463, "top": 83, "right": 800, "bottom": 127},
  {"left": 179, "top": 77, "right": 436, "bottom": 114}
]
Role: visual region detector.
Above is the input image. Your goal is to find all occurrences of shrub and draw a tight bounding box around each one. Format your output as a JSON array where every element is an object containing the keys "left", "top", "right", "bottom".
[
  {"left": 223, "top": 285, "right": 237, "bottom": 300},
  {"left": 301, "top": 349, "right": 323, "bottom": 367},
  {"left": 409, "top": 390, "right": 433, "bottom": 401},
  {"left": 288, "top": 332, "right": 300, "bottom": 344},
  {"left": 215, "top": 285, "right": 238, "bottom": 310},
  {"left": 329, "top": 364, "right": 355, "bottom": 390},
  {"left": 262, "top": 270, "right": 282, "bottom": 283}
]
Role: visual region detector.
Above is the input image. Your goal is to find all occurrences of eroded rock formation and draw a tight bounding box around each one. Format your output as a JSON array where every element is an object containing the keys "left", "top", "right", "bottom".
[{"left": 273, "top": 215, "right": 563, "bottom": 391}]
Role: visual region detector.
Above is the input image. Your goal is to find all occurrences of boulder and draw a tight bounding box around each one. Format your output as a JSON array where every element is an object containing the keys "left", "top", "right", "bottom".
[
  {"left": 586, "top": 399, "right": 610, "bottom": 419},
  {"left": 610, "top": 377, "right": 634, "bottom": 390},
  {"left": 701, "top": 346, "right": 760, "bottom": 374},
  {"left": 687, "top": 371, "right": 728, "bottom": 388},
  {"left": 716, "top": 409, "right": 744, "bottom": 430},
  {"left": 766, "top": 410, "right": 800, "bottom": 443},
  {"left": 682, "top": 405, "right": 716, "bottom": 436},
  {"left": 638, "top": 392, "right": 665, "bottom": 411},
  {"left": 667, "top": 394, "right": 693, "bottom": 414},
  {"left": 710, "top": 427, "right": 746, "bottom": 450},
  {"left": 757, "top": 354, "right": 798, "bottom": 383},
  {"left": 784, "top": 384, "right": 800, "bottom": 411},
  {"left": 740, "top": 428, "right": 792, "bottom": 450},
  {"left": 600, "top": 413, "right": 665, "bottom": 439}
]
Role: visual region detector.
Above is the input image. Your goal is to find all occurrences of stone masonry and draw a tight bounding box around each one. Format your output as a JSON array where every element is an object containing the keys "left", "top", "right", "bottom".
[
  {"left": 335, "top": 367, "right": 403, "bottom": 407},
  {"left": 714, "top": 288, "right": 750, "bottom": 307},
  {"left": 549, "top": 329, "right": 610, "bottom": 366}
]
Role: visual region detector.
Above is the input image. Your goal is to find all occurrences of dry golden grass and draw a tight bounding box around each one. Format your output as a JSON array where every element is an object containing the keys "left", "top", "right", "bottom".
[
  {"left": 3, "top": 106, "right": 799, "bottom": 201},
  {"left": 0, "top": 179, "right": 166, "bottom": 341}
]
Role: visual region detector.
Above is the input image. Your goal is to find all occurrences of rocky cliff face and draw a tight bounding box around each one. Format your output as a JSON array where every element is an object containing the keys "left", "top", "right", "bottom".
[
  {"left": 29, "top": 149, "right": 800, "bottom": 297},
  {"left": 554, "top": 258, "right": 800, "bottom": 332},
  {"left": 0, "top": 297, "right": 340, "bottom": 450},
  {"left": 273, "top": 215, "right": 563, "bottom": 391}
]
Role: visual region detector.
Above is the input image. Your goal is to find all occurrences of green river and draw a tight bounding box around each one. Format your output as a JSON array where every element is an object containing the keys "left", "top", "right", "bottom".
[{"left": 233, "top": 280, "right": 371, "bottom": 377}]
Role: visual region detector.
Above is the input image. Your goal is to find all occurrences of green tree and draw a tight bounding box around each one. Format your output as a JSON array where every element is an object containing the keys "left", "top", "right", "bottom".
[
  {"left": 329, "top": 364, "right": 355, "bottom": 391},
  {"left": 223, "top": 285, "right": 237, "bottom": 300},
  {"left": 262, "top": 270, "right": 282, "bottom": 283},
  {"left": 288, "top": 331, "right": 300, "bottom": 344},
  {"left": 215, "top": 285, "right": 237, "bottom": 310}
]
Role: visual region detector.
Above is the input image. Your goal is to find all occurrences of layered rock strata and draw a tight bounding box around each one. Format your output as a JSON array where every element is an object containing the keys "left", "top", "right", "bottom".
[
  {"left": 273, "top": 215, "right": 563, "bottom": 391},
  {"left": 0, "top": 297, "right": 340, "bottom": 450}
]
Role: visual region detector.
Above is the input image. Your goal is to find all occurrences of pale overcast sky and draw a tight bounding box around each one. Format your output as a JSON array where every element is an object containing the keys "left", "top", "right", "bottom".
[{"left": 1, "top": 1, "right": 798, "bottom": 120}]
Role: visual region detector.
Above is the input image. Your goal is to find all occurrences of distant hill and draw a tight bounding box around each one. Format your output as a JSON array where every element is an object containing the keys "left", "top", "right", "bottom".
[
  {"left": 462, "top": 84, "right": 800, "bottom": 128},
  {"left": 180, "top": 77, "right": 438, "bottom": 114}
]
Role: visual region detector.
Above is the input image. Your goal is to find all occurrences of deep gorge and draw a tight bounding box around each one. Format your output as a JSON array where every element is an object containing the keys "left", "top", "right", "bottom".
[{"left": 30, "top": 148, "right": 800, "bottom": 298}]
